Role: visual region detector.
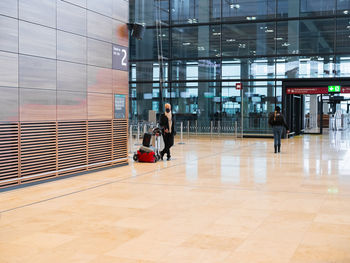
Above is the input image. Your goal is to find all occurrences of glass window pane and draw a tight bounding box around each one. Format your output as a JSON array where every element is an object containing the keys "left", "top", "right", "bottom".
[
  {"left": 336, "top": 17, "right": 350, "bottom": 53},
  {"left": 276, "top": 21, "right": 299, "bottom": 55},
  {"left": 171, "top": 0, "right": 220, "bottom": 24},
  {"left": 130, "top": 28, "right": 169, "bottom": 60},
  {"left": 277, "top": 0, "right": 300, "bottom": 18},
  {"left": 19, "top": 21, "right": 56, "bottom": 59},
  {"left": 172, "top": 25, "right": 221, "bottom": 58},
  {"left": 300, "top": 0, "right": 336, "bottom": 17},
  {"left": 0, "top": 15, "right": 18, "bottom": 53},
  {"left": 57, "top": 31, "right": 87, "bottom": 64},
  {"left": 19, "top": 55, "right": 56, "bottom": 90},
  {"left": 337, "top": 0, "right": 350, "bottom": 14},
  {"left": 19, "top": 0, "right": 56, "bottom": 28},
  {"left": 57, "top": 0, "right": 87, "bottom": 36},
  {"left": 172, "top": 60, "right": 221, "bottom": 81},
  {"left": 222, "top": 0, "right": 276, "bottom": 22},
  {"left": 222, "top": 22, "right": 275, "bottom": 57},
  {"left": 299, "top": 19, "right": 335, "bottom": 54}
]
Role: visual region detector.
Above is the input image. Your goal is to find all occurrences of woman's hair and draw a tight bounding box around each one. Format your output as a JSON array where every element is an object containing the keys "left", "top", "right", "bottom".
[{"left": 274, "top": 106, "right": 281, "bottom": 121}]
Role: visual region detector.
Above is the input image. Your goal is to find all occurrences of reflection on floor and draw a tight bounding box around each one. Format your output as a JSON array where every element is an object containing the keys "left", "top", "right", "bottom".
[{"left": 1, "top": 134, "right": 350, "bottom": 263}]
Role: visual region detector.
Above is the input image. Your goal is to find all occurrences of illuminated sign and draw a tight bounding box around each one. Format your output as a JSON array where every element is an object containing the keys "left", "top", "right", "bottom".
[{"left": 328, "top": 86, "right": 341, "bottom": 93}]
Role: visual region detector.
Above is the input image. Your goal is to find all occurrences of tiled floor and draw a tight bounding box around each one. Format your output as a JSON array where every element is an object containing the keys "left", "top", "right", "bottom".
[{"left": 1, "top": 132, "right": 350, "bottom": 262}]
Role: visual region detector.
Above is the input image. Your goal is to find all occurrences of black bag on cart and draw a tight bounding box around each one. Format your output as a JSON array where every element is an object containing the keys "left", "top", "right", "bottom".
[{"left": 142, "top": 133, "right": 152, "bottom": 147}]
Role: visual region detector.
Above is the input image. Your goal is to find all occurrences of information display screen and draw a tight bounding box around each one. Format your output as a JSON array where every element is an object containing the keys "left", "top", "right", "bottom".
[{"left": 114, "top": 94, "right": 126, "bottom": 119}]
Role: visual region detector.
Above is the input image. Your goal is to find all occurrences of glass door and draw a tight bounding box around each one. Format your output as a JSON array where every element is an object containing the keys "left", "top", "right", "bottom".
[{"left": 303, "top": 94, "right": 322, "bottom": 134}]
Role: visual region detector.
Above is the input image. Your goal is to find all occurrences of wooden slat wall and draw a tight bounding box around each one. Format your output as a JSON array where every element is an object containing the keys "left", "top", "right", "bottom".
[
  {"left": 0, "top": 120, "right": 128, "bottom": 189},
  {"left": 58, "top": 121, "right": 87, "bottom": 176},
  {"left": 20, "top": 122, "right": 57, "bottom": 183},
  {"left": 113, "top": 120, "right": 128, "bottom": 160},
  {"left": 0, "top": 123, "right": 19, "bottom": 188}
]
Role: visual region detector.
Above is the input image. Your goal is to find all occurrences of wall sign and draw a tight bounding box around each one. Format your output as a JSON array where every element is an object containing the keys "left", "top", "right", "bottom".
[
  {"left": 236, "top": 83, "right": 242, "bottom": 90},
  {"left": 112, "top": 44, "right": 128, "bottom": 71},
  {"left": 328, "top": 86, "right": 341, "bottom": 93},
  {"left": 287, "top": 86, "right": 350, "bottom": 95},
  {"left": 114, "top": 94, "right": 126, "bottom": 119}
]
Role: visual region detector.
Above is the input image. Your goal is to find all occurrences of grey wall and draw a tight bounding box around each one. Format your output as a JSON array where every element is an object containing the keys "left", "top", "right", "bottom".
[{"left": 0, "top": 0, "right": 129, "bottom": 122}]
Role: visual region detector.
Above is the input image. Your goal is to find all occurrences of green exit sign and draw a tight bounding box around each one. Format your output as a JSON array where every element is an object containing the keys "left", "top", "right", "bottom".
[{"left": 328, "top": 86, "right": 341, "bottom": 92}]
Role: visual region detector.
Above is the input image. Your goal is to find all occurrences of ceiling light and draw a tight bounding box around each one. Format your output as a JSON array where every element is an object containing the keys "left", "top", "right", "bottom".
[
  {"left": 213, "top": 32, "right": 221, "bottom": 36},
  {"left": 274, "top": 37, "right": 283, "bottom": 41},
  {"left": 344, "top": 10, "right": 349, "bottom": 14},
  {"left": 265, "top": 29, "right": 274, "bottom": 33},
  {"left": 282, "top": 42, "right": 290, "bottom": 47},
  {"left": 226, "top": 38, "right": 236, "bottom": 42},
  {"left": 182, "top": 42, "right": 191, "bottom": 46}
]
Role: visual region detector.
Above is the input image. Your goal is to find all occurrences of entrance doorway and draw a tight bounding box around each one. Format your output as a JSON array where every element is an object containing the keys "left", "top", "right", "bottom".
[{"left": 283, "top": 78, "right": 350, "bottom": 135}]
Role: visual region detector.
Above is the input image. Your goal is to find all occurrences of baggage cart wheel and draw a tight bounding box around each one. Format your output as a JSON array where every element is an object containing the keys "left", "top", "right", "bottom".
[{"left": 133, "top": 154, "right": 138, "bottom": 161}]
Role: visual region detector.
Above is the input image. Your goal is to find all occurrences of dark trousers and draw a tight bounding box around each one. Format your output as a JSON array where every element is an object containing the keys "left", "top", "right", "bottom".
[{"left": 161, "top": 133, "right": 174, "bottom": 158}]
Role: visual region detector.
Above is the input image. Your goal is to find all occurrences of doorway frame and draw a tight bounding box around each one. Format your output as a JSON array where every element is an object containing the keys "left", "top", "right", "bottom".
[{"left": 282, "top": 78, "right": 350, "bottom": 135}]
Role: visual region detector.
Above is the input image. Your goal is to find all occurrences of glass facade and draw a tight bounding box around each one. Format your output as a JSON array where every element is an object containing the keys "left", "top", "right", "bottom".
[{"left": 130, "top": 0, "right": 350, "bottom": 134}]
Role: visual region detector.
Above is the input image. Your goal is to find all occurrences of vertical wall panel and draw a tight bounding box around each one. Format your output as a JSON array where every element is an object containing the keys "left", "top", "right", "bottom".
[
  {"left": 0, "top": 52, "right": 18, "bottom": 87},
  {"left": 57, "top": 91, "right": 87, "bottom": 120},
  {"left": 88, "top": 93, "right": 113, "bottom": 120},
  {"left": 20, "top": 89, "right": 57, "bottom": 121},
  {"left": 19, "top": 0, "right": 56, "bottom": 28},
  {"left": 0, "top": 0, "right": 129, "bottom": 189},
  {"left": 0, "top": 87, "right": 19, "bottom": 122},
  {"left": 0, "top": 16, "right": 19, "bottom": 53}
]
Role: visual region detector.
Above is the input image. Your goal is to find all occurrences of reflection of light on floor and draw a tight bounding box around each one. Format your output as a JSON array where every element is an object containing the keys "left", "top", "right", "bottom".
[
  {"left": 186, "top": 152, "right": 198, "bottom": 181},
  {"left": 303, "top": 158, "right": 309, "bottom": 176},
  {"left": 254, "top": 157, "right": 266, "bottom": 184},
  {"left": 328, "top": 187, "right": 339, "bottom": 194},
  {"left": 328, "top": 160, "right": 332, "bottom": 175},
  {"left": 220, "top": 156, "right": 240, "bottom": 184}
]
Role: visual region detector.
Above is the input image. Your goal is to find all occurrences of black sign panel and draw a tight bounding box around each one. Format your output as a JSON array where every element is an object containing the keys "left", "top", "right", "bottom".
[
  {"left": 112, "top": 44, "right": 128, "bottom": 71},
  {"left": 114, "top": 94, "right": 126, "bottom": 119}
]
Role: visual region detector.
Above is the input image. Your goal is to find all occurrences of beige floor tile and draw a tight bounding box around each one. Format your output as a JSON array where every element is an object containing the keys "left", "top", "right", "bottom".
[{"left": 1, "top": 135, "right": 350, "bottom": 262}]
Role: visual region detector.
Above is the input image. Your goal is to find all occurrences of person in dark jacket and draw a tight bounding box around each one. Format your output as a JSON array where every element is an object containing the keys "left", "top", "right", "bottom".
[
  {"left": 268, "top": 106, "right": 289, "bottom": 153},
  {"left": 159, "top": 103, "right": 175, "bottom": 160}
]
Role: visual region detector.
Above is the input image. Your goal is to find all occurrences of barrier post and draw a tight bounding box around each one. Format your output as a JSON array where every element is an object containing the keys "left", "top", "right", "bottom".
[
  {"left": 235, "top": 121, "right": 238, "bottom": 138},
  {"left": 210, "top": 121, "right": 213, "bottom": 138},
  {"left": 218, "top": 120, "right": 221, "bottom": 136},
  {"left": 129, "top": 125, "right": 133, "bottom": 153},
  {"left": 187, "top": 120, "right": 190, "bottom": 139},
  {"left": 178, "top": 122, "right": 185, "bottom": 144},
  {"left": 136, "top": 123, "right": 141, "bottom": 145},
  {"left": 195, "top": 120, "right": 198, "bottom": 135}
]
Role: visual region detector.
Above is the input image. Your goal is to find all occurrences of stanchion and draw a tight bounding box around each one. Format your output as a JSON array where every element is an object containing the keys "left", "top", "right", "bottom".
[
  {"left": 178, "top": 122, "right": 185, "bottom": 145},
  {"left": 129, "top": 125, "right": 133, "bottom": 153},
  {"left": 210, "top": 121, "right": 213, "bottom": 138},
  {"left": 143, "top": 123, "right": 147, "bottom": 134},
  {"left": 135, "top": 123, "right": 141, "bottom": 145},
  {"left": 195, "top": 120, "right": 198, "bottom": 135},
  {"left": 235, "top": 121, "right": 238, "bottom": 138},
  {"left": 218, "top": 120, "right": 221, "bottom": 136},
  {"left": 187, "top": 120, "right": 190, "bottom": 139}
]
